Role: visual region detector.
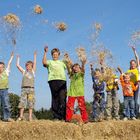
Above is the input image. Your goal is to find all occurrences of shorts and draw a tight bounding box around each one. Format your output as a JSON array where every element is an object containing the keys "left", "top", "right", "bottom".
[{"left": 18, "top": 88, "right": 35, "bottom": 109}]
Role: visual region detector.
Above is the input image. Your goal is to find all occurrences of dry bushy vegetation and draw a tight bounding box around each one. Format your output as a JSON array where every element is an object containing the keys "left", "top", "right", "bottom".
[{"left": 0, "top": 120, "right": 140, "bottom": 140}]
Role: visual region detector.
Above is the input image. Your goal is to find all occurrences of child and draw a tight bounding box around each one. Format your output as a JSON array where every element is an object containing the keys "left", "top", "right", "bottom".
[
  {"left": 0, "top": 52, "right": 14, "bottom": 122},
  {"left": 16, "top": 51, "right": 36, "bottom": 121},
  {"left": 66, "top": 59, "right": 88, "bottom": 123},
  {"left": 42, "top": 46, "right": 67, "bottom": 120},
  {"left": 90, "top": 64, "right": 106, "bottom": 122},
  {"left": 102, "top": 66, "right": 120, "bottom": 120},
  {"left": 118, "top": 67, "right": 138, "bottom": 120}
]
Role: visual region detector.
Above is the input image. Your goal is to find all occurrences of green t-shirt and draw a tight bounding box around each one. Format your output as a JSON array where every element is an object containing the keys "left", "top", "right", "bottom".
[
  {"left": 0, "top": 69, "right": 9, "bottom": 89},
  {"left": 47, "top": 60, "right": 66, "bottom": 81},
  {"left": 67, "top": 72, "right": 84, "bottom": 97}
]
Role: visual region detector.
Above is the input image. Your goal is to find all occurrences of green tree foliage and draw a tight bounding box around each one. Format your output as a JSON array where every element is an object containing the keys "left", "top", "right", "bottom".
[
  {"left": 9, "top": 93, "right": 20, "bottom": 118},
  {"left": 0, "top": 93, "right": 20, "bottom": 119},
  {"left": 34, "top": 108, "right": 53, "bottom": 120}
]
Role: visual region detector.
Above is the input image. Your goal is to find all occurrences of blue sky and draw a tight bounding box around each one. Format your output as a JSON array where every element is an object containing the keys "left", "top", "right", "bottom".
[{"left": 0, "top": 0, "right": 140, "bottom": 109}]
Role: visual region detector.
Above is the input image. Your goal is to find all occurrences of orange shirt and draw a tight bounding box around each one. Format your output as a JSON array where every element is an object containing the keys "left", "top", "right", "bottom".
[{"left": 120, "top": 75, "right": 137, "bottom": 97}]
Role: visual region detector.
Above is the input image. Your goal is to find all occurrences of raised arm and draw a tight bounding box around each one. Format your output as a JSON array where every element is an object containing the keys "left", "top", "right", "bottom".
[
  {"left": 42, "top": 46, "right": 48, "bottom": 67},
  {"left": 7, "top": 52, "right": 14, "bottom": 71},
  {"left": 90, "top": 64, "right": 94, "bottom": 75},
  {"left": 16, "top": 55, "right": 25, "bottom": 74},
  {"left": 33, "top": 51, "right": 37, "bottom": 71},
  {"left": 90, "top": 64, "right": 95, "bottom": 82},
  {"left": 131, "top": 46, "right": 139, "bottom": 66},
  {"left": 81, "top": 59, "right": 86, "bottom": 73},
  {"left": 117, "top": 66, "right": 123, "bottom": 74},
  {"left": 64, "top": 53, "right": 73, "bottom": 75}
]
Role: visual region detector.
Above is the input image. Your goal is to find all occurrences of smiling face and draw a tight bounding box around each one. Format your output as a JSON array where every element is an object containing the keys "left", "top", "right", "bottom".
[
  {"left": 130, "top": 60, "right": 137, "bottom": 69},
  {"left": 94, "top": 70, "right": 101, "bottom": 79},
  {"left": 72, "top": 64, "right": 81, "bottom": 73},
  {"left": 51, "top": 48, "right": 60, "bottom": 61},
  {"left": 124, "top": 74, "right": 130, "bottom": 83},
  {"left": 25, "top": 61, "right": 33, "bottom": 71},
  {"left": 0, "top": 63, "right": 5, "bottom": 74},
  {"left": 52, "top": 52, "right": 60, "bottom": 60}
]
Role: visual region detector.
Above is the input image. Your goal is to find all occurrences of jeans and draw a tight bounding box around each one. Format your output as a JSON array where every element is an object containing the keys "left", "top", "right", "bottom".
[
  {"left": 0, "top": 89, "right": 11, "bottom": 120},
  {"left": 92, "top": 93, "right": 106, "bottom": 119},
  {"left": 123, "top": 96, "right": 135, "bottom": 118},
  {"left": 134, "top": 86, "right": 139, "bottom": 117},
  {"left": 49, "top": 80, "right": 67, "bottom": 120}
]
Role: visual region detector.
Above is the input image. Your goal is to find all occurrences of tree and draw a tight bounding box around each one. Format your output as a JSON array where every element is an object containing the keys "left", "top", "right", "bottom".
[
  {"left": 9, "top": 93, "right": 20, "bottom": 118},
  {"left": 34, "top": 108, "right": 53, "bottom": 120}
]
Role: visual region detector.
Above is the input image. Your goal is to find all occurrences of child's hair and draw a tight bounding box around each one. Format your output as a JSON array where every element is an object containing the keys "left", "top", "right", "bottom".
[
  {"left": 123, "top": 72, "right": 130, "bottom": 79},
  {"left": 71, "top": 63, "right": 82, "bottom": 73},
  {"left": 72, "top": 63, "right": 80, "bottom": 69},
  {"left": 93, "top": 68, "right": 101, "bottom": 75},
  {"left": 25, "top": 61, "right": 33, "bottom": 68},
  {"left": 0, "top": 62, "right": 5, "bottom": 66},
  {"left": 95, "top": 68, "right": 101, "bottom": 72},
  {"left": 51, "top": 48, "right": 60, "bottom": 56}
]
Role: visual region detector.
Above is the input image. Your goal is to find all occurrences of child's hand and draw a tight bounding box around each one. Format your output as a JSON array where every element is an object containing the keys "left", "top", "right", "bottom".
[
  {"left": 90, "top": 63, "right": 93, "bottom": 68},
  {"left": 81, "top": 58, "right": 86, "bottom": 65},
  {"left": 44, "top": 46, "right": 48, "bottom": 52},
  {"left": 16, "top": 55, "right": 20, "bottom": 59},
  {"left": 131, "top": 46, "right": 136, "bottom": 51},
  {"left": 11, "top": 52, "right": 14, "bottom": 57},
  {"left": 100, "top": 59, "right": 104, "bottom": 65},
  {"left": 64, "top": 53, "right": 69, "bottom": 58},
  {"left": 34, "top": 51, "right": 37, "bottom": 56}
]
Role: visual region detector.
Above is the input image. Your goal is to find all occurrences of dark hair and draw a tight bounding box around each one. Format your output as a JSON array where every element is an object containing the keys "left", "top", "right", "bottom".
[
  {"left": 72, "top": 63, "right": 80, "bottom": 69},
  {"left": 95, "top": 68, "right": 101, "bottom": 72},
  {"left": 51, "top": 48, "right": 60, "bottom": 56},
  {"left": 0, "top": 62, "right": 5, "bottom": 66},
  {"left": 130, "top": 59, "right": 136, "bottom": 64},
  {"left": 25, "top": 61, "right": 33, "bottom": 68}
]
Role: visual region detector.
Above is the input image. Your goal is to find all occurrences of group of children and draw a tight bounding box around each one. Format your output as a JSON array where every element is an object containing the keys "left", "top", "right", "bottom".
[
  {"left": 0, "top": 52, "right": 36, "bottom": 121},
  {"left": 91, "top": 46, "right": 140, "bottom": 122},
  {"left": 0, "top": 46, "right": 140, "bottom": 123}
]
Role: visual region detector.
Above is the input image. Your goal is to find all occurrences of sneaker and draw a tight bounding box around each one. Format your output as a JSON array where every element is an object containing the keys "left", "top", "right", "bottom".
[
  {"left": 132, "top": 117, "right": 137, "bottom": 120},
  {"left": 123, "top": 117, "right": 128, "bottom": 121},
  {"left": 7, "top": 118, "right": 14, "bottom": 122}
]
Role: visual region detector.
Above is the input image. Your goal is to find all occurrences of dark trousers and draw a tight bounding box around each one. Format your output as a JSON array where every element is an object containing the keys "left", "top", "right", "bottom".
[{"left": 48, "top": 80, "right": 67, "bottom": 120}]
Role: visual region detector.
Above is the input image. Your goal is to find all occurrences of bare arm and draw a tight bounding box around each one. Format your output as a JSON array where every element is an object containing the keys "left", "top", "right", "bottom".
[
  {"left": 117, "top": 66, "right": 123, "bottom": 74},
  {"left": 42, "top": 46, "right": 48, "bottom": 67},
  {"left": 7, "top": 52, "right": 14, "bottom": 71},
  {"left": 132, "top": 46, "right": 139, "bottom": 66},
  {"left": 66, "top": 62, "right": 72, "bottom": 75},
  {"left": 81, "top": 59, "right": 86, "bottom": 73},
  {"left": 33, "top": 51, "right": 37, "bottom": 71},
  {"left": 16, "top": 55, "right": 25, "bottom": 74},
  {"left": 63, "top": 53, "right": 73, "bottom": 74}
]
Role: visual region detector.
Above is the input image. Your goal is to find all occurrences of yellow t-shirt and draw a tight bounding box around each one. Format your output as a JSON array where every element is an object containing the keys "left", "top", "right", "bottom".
[{"left": 127, "top": 68, "right": 138, "bottom": 84}]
